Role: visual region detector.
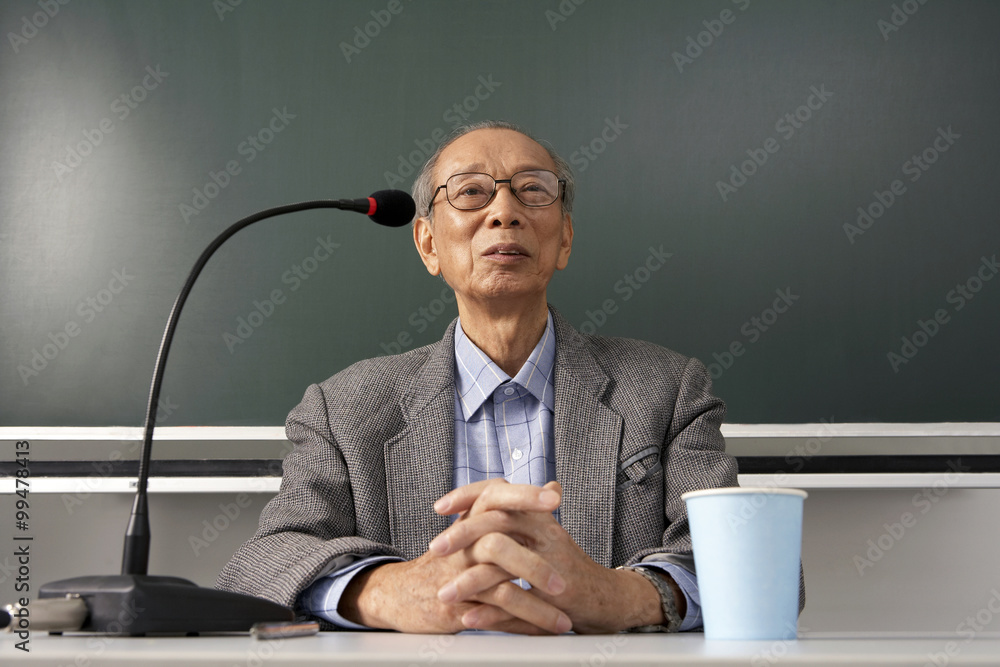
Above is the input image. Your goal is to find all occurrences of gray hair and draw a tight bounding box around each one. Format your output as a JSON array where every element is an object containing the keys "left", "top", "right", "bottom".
[{"left": 412, "top": 120, "right": 576, "bottom": 219}]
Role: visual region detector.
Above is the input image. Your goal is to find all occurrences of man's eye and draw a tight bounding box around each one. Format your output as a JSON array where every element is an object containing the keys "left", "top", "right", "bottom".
[{"left": 457, "top": 186, "right": 486, "bottom": 196}]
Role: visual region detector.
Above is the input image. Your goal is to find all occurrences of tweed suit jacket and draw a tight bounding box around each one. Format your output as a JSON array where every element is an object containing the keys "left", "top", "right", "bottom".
[{"left": 217, "top": 307, "right": 741, "bottom": 615}]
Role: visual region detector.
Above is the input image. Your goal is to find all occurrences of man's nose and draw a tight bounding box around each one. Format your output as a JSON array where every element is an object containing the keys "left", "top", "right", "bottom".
[{"left": 486, "top": 184, "right": 521, "bottom": 227}]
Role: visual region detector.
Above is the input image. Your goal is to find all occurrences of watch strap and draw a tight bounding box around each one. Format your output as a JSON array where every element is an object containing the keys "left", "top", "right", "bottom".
[{"left": 618, "top": 565, "right": 682, "bottom": 633}]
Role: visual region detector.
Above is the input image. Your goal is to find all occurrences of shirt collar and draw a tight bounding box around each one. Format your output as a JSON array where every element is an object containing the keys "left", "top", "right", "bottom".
[{"left": 453, "top": 311, "right": 557, "bottom": 420}]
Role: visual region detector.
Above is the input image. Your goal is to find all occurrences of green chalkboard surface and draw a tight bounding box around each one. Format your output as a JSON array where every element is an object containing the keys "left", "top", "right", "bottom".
[{"left": 2, "top": 0, "right": 999, "bottom": 427}]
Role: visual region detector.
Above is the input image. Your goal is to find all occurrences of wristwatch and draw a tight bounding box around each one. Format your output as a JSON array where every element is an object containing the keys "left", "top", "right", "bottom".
[{"left": 617, "top": 565, "right": 682, "bottom": 633}]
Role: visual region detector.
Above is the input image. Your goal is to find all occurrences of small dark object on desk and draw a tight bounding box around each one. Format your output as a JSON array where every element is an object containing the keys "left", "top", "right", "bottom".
[{"left": 251, "top": 620, "right": 321, "bottom": 640}]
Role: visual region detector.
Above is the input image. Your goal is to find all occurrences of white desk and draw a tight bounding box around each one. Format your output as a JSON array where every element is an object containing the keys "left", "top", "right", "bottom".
[{"left": 4, "top": 631, "right": 1000, "bottom": 666}]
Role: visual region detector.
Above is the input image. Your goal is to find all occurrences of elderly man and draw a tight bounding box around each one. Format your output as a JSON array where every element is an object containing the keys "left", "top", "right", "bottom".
[{"left": 218, "top": 121, "right": 743, "bottom": 634}]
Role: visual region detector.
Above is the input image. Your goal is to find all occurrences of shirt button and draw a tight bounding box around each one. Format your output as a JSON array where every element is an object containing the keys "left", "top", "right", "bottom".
[
  {"left": 512, "top": 448, "right": 523, "bottom": 461},
  {"left": 504, "top": 387, "right": 515, "bottom": 396}
]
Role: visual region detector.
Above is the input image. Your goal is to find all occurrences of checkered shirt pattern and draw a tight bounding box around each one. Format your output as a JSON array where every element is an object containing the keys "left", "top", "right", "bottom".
[{"left": 452, "top": 312, "right": 558, "bottom": 492}]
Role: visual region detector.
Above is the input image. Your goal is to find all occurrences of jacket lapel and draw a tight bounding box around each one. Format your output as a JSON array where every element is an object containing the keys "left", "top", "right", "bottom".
[
  {"left": 551, "top": 309, "right": 623, "bottom": 568},
  {"left": 383, "top": 321, "right": 458, "bottom": 560}
]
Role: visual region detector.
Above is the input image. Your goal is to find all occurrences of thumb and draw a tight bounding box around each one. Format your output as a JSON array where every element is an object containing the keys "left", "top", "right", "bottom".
[{"left": 542, "top": 480, "right": 563, "bottom": 501}]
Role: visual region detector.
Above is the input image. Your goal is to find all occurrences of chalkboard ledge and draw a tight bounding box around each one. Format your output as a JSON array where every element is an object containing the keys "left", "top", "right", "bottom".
[
  {"left": 3, "top": 458, "right": 1000, "bottom": 492},
  {"left": 5, "top": 424, "right": 1000, "bottom": 441}
]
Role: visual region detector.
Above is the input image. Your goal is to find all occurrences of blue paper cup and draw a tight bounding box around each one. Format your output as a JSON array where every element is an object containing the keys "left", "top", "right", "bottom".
[{"left": 681, "top": 487, "right": 806, "bottom": 640}]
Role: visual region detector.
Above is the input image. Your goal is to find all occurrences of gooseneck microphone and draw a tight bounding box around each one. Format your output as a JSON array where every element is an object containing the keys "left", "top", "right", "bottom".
[
  {"left": 335, "top": 189, "right": 417, "bottom": 227},
  {"left": 38, "top": 191, "right": 415, "bottom": 634},
  {"left": 123, "top": 191, "right": 414, "bottom": 579}
]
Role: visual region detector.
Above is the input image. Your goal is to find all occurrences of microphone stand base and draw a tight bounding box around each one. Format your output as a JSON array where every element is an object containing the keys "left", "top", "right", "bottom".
[{"left": 39, "top": 574, "right": 293, "bottom": 635}]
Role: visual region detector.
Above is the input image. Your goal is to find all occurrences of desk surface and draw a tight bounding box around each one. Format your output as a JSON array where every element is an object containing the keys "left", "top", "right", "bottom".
[{"left": 5, "top": 631, "right": 1000, "bottom": 666}]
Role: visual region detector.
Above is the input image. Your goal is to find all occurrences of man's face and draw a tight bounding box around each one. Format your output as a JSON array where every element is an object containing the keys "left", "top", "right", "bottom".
[{"left": 413, "top": 129, "right": 573, "bottom": 309}]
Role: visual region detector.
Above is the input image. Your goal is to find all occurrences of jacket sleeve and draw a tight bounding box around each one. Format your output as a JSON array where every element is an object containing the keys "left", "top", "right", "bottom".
[{"left": 216, "top": 383, "right": 404, "bottom": 610}]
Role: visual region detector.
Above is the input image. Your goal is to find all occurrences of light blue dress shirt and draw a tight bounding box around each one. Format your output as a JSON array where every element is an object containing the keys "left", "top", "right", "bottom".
[{"left": 300, "top": 312, "right": 702, "bottom": 631}]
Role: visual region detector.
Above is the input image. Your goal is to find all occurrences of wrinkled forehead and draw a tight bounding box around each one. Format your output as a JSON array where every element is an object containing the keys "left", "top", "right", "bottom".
[{"left": 434, "top": 129, "right": 557, "bottom": 182}]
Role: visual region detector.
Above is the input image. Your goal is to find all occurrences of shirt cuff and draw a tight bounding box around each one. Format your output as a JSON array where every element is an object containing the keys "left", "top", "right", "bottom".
[
  {"left": 631, "top": 562, "right": 702, "bottom": 632},
  {"left": 299, "top": 555, "right": 403, "bottom": 630}
]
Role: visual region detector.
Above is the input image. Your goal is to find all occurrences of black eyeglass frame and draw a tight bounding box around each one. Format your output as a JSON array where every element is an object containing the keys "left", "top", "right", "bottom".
[{"left": 426, "top": 170, "right": 567, "bottom": 215}]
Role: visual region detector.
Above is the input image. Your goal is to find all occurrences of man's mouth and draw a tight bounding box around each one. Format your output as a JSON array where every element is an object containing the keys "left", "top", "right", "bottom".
[{"left": 484, "top": 244, "right": 529, "bottom": 258}]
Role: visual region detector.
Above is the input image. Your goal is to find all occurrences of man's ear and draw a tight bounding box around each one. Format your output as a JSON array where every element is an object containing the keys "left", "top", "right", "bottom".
[
  {"left": 413, "top": 216, "right": 441, "bottom": 276},
  {"left": 556, "top": 213, "right": 573, "bottom": 271}
]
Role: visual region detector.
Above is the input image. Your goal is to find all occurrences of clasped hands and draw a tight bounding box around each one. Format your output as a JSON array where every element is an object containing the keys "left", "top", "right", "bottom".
[{"left": 339, "top": 479, "right": 672, "bottom": 635}]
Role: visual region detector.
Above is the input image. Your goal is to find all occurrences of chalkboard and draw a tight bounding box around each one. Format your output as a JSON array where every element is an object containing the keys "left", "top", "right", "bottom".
[{"left": 2, "top": 0, "right": 999, "bottom": 428}]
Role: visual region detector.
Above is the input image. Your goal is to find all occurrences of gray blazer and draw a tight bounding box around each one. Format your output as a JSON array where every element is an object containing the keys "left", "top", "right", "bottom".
[{"left": 217, "top": 308, "right": 747, "bottom": 615}]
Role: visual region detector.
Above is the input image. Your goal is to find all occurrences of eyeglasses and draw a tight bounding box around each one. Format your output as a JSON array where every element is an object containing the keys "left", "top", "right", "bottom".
[{"left": 428, "top": 170, "right": 566, "bottom": 214}]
